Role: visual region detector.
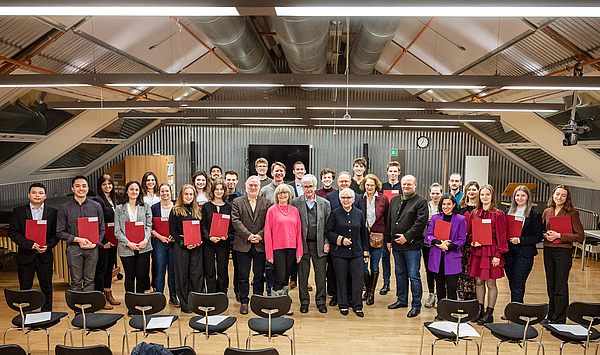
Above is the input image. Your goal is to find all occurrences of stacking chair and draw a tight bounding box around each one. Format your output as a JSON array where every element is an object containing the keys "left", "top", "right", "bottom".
[
  {"left": 167, "top": 346, "right": 196, "bottom": 355},
  {"left": 419, "top": 299, "right": 481, "bottom": 355},
  {"left": 3, "top": 289, "right": 68, "bottom": 355},
  {"left": 224, "top": 348, "right": 279, "bottom": 355},
  {"left": 185, "top": 292, "right": 239, "bottom": 348},
  {"left": 481, "top": 302, "right": 548, "bottom": 355},
  {"left": 64, "top": 290, "right": 125, "bottom": 348},
  {"left": 246, "top": 295, "right": 295, "bottom": 355},
  {"left": 122, "top": 292, "right": 181, "bottom": 355},
  {"left": 541, "top": 301, "right": 600, "bottom": 355},
  {"left": 0, "top": 344, "right": 26, "bottom": 355},
  {"left": 55, "top": 344, "right": 113, "bottom": 355}
]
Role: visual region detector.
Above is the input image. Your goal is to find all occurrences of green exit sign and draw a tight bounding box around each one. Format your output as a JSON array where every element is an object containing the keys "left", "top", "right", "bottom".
[{"left": 391, "top": 149, "right": 398, "bottom": 156}]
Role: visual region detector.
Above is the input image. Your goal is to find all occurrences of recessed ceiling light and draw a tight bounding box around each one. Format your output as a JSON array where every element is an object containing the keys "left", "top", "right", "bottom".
[
  {"left": 302, "top": 84, "right": 485, "bottom": 90},
  {"left": 406, "top": 118, "right": 497, "bottom": 123},
  {"left": 239, "top": 124, "right": 307, "bottom": 127},
  {"left": 437, "top": 108, "right": 559, "bottom": 113},
  {"left": 0, "top": 6, "right": 239, "bottom": 16},
  {"left": 308, "top": 107, "right": 425, "bottom": 111},
  {"left": 311, "top": 117, "right": 398, "bottom": 121},
  {"left": 314, "top": 124, "right": 384, "bottom": 128},
  {"left": 502, "top": 86, "right": 600, "bottom": 91},
  {"left": 390, "top": 125, "right": 460, "bottom": 129},
  {"left": 218, "top": 117, "right": 302, "bottom": 120}
]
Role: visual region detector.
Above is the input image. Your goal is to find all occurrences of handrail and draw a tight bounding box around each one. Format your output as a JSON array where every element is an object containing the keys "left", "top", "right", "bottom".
[{"left": 575, "top": 207, "right": 599, "bottom": 230}]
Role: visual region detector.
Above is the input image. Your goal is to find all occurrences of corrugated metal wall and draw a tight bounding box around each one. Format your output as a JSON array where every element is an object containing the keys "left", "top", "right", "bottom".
[{"left": 0, "top": 177, "right": 72, "bottom": 206}]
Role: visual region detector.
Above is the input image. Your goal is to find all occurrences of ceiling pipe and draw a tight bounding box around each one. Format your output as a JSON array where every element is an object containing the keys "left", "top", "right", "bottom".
[
  {"left": 271, "top": 17, "right": 330, "bottom": 75},
  {"left": 349, "top": 17, "right": 401, "bottom": 75},
  {"left": 386, "top": 17, "right": 435, "bottom": 75},
  {"left": 188, "top": 16, "right": 275, "bottom": 74}
]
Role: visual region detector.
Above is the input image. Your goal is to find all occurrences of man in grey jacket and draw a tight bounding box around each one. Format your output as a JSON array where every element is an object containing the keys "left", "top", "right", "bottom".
[{"left": 291, "top": 174, "right": 331, "bottom": 314}]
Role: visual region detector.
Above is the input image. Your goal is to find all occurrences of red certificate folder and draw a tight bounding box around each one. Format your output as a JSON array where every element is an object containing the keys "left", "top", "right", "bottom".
[
  {"left": 183, "top": 220, "right": 201, "bottom": 245},
  {"left": 25, "top": 220, "right": 47, "bottom": 247},
  {"left": 105, "top": 223, "right": 117, "bottom": 245},
  {"left": 126, "top": 221, "right": 145, "bottom": 244},
  {"left": 472, "top": 219, "right": 493, "bottom": 246},
  {"left": 77, "top": 217, "right": 99, "bottom": 244},
  {"left": 433, "top": 219, "right": 451, "bottom": 241},
  {"left": 383, "top": 190, "right": 400, "bottom": 200},
  {"left": 209, "top": 213, "right": 230, "bottom": 239},
  {"left": 506, "top": 215, "right": 525, "bottom": 239},
  {"left": 549, "top": 215, "right": 572, "bottom": 244},
  {"left": 153, "top": 217, "right": 170, "bottom": 237}
]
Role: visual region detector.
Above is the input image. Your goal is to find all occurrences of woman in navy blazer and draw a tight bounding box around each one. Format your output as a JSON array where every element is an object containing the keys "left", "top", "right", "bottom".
[
  {"left": 504, "top": 185, "right": 543, "bottom": 305},
  {"left": 424, "top": 194, "right": 466, "bottom": 310},
  {"left": 361, "top": 174, "right": 389, "bottom": 305}
]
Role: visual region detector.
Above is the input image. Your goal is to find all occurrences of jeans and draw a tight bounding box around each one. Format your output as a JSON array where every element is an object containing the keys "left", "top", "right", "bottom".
[
  {"left": 152, "top": 238, "right": 176, "bottom": 297},
  {"left": 369, "top": 244, "right": 386, "bottom": 274},
  {"left": 392, "top": 249, "right": 423, "bottom": 309},
  {"left": 381, "top": 244, "right": 391, "bottom": 284},
  {"left": 265, "top": 260, "right": 275, "bottom": 294}
]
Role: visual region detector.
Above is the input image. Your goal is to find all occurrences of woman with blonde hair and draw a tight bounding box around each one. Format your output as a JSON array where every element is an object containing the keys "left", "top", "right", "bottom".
[{"left": 169, "top": 184, "right": 203, "bottom": 313}]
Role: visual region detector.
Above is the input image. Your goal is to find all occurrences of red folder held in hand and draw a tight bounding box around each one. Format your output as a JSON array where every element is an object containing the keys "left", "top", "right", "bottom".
[
  {"left": 25, "top": 220, "right": 47, "bottom": 247},
  {"left": 433, "top": 219, "right": 451, "bottom": 241},
  {"left": 77, "top": 217, "right": 99, "bottom": 244},
  {"left": 126, "top": 221, "right": 145, "bottom": 244},
  {"left": 549, "top": 215, "right": 572, "bottom": 244},
  {"left": 183, "top": 220, "right": 201, "bottom": 246},
  {"left": 153, "top": 217, "right": 170, "bottom": 237},
  {"left": 105, "top": 223, "right": 117, "bottom": 245},
  {"left": 506, "top": 215, "right": 524, "bottom": 239},
  {"left": 209, "top": 214, "right": 230, "bottom": 239},
  {"left": 383, "top": 190, "right": 400, "bottom": 201},
  {"left": 472, "top": 219, "right": 493, "bottom": 246}
]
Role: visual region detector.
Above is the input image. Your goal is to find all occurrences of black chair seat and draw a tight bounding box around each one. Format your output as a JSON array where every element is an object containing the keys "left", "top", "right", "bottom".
[
  {"left": 11, "top": 312, "right": 68, "bottom": 328},
  {"left": 424, "top": 322, "right": 479, "bottom": 339},
  {"left": 167, "top": 347, "right": 196, "bottom": 355},
  {"left": 189, "top": 316, "right": 236, "bottom": 333},
  {"left": 72, "top": 313, "right": 124, "bottom": 330},
  {"left": 248, "top": 318, "right": 294, "bottom": 335},
  {"left": 129, "top": 314, "right": 179, "bottom": 331},
  {"left": 543, "top": 324, "right": 600, "bottom": 343},
  {"left": 484, "top": 323, "right": 539, "bottom": 341},
  {"left": 0, "top": 344, "right": 27, "bottom": 355}
]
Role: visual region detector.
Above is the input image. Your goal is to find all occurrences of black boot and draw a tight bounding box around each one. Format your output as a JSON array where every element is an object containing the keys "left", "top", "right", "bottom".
[
  {"left": 367, "top": 272, "right": 379, "bottom": 306},
  {"left": 478, "top": 307, "right": 494, "bottom": 325},
  {"left": 380, "top": 283, "right": 390, "bottom": 295},
  {"left": 472, "top": 303, "right": 484, "bottom": 323},
  {"left": 362, "top": 274, "right": 371, "bottom": 301}
]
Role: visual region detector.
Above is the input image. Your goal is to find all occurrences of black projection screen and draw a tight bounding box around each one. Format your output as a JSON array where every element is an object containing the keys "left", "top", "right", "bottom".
[{"left": 248, "top": 144, "right": 310, "bottom": 181}]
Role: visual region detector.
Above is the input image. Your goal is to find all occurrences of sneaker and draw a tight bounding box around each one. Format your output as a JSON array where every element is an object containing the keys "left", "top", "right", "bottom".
[
  {"left": 424, "top": 293, "right": 436, "bottom": 308},
  {"left": 169, "top": 296, "right": 180, "bottom": 307}
]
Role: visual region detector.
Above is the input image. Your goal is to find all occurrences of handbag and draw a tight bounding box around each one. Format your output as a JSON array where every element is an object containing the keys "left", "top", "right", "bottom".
[{"left": 369, "top": 231, "right": 384, "bottom": 249}]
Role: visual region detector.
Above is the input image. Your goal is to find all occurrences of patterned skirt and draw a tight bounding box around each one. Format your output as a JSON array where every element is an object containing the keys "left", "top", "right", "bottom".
[{"left": 457, "top": 243, "right": 477, "bottom": 294}]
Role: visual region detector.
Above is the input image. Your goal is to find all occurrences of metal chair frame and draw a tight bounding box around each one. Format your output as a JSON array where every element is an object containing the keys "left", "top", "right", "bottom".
[
  {"left": 183, "top": 293, "right": 240, "bottom": 349},
  {"left": 539, "top": 316, "right": 600, "bottom": 355},
  {"left": 246, "top": 295, "right": 295, "bottom": 355}
]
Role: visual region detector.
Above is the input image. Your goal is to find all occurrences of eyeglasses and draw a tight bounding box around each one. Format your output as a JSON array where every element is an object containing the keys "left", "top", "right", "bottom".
[
  {"left": 302, "top": 185, "right": 315, "bottom": 189},
  {"left": 340, "top": 196, "right": 353, "bottom": 200}
]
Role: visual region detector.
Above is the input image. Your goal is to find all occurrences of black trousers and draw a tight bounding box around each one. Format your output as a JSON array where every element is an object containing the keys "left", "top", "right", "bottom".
[
  {"left": 332, "top": 256, "right": 364, "bottom": 311},
  {"left": 18, "top": 254, "right": 53, "bottom": 311},
  {"left": 203, "top": 239, "right": 230, "bottom": 293},
  {"left": 433, "top": 258, "right": 458, "bottom": 300},
  {"left": 327, "top": 254, "right": 337, "bottom": 297},
  {"left": 120, "top": 251, "right": 151, "bottom": 293},
  {"left": 422, "top": 245, "right": 435, "bottom": 294},
  {"left": 237, "top": 244, "right": 265, "bottom": 304},
  {"left": 174, "top": 243, "right": 203, "bottom": 312},
  {"left": 273, "top": 248, "right": 296, "bottom": 291},
  {"left": 504, "top": 250, "right": 534, "bottom": 303},
  {"left": 298, "top": 242, "right": 327, "bottom": 306},
  {"left": 544, "top": 246, "right": 572, "bottom": 323},
  {"left": 95, "top": 246, "right": 117, "bottom": 291}
]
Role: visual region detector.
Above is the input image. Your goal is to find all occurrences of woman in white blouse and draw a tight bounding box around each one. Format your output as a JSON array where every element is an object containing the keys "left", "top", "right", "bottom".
[
  {"left": 192, "top": 170, "right": 211, "bottom": 207},
  {"left": 141, "top": 171, "right": 161, "bottom": 206}
]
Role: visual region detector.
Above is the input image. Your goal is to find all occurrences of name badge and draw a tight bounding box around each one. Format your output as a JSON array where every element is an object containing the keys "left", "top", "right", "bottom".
[
  {"left": 135, "top": 221, "right": 144, "bottom": 226},
  {"left": 482, "top": 219, "right": 492, "bottom": 224},
  {"left": 515, "top": 216, "right": 525, "bottom": 222},
  {"left": 88, "top": 217, "right": 98, "bottom": 222},
  {"left": 37, "top": 220, "right": 47, "bottom": 225},
  {"left": 161, "top": 217, "right": 168, "bottom": 221},
  {"left": 192, "top": 220, "right": 200, "bottom": 225},
  {"left": 391, "top": 190, "right": 399, "bottom": 194},
  {"left": 107, "top": 222, "right": 115, "bottom": 227},
  {"left": 223, "top": 215, "right": 230, "bottom": 219}
]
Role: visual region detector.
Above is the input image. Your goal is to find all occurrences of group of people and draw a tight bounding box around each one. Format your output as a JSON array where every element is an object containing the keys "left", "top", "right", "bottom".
[{"left": 7, "top": 157, "right": 584, "bottom": 324}]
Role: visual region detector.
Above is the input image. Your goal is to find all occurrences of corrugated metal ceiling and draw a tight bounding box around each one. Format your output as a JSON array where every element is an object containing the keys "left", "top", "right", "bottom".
[
  {"left": 468, "top": 121, "right": 529, "bottom": 143},
  {"left": 507, "top": 148, "right": 580, "bottom": 176},
  {"left": 0, "top": 17, "right": 52, "bottom": 60}
]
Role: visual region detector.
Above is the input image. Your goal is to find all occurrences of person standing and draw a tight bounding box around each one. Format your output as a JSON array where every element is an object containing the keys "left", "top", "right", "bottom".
[
  {"left": 386, "top": 175, "right": 428, "bottom": 318},
  {"left": 448, "top": 173, "right": 463, "bottom": 203},
  {"left": 468, "top": 184, "right": 508, "bottom": 325},
  {"left": 201, "top": 179, "right": 233, "bottom": 294},
  {"left": 379, "top": 161, "right": 401, "bottom": 296},
  {"left": 115, "top": 181, "right": 153, "bottom": 294},
  {"left": 287, "top": 161, "right": 306, "bottom": 198},
  {"left": 349, "top": 157, "right": 367, "bottom": 194},
  {"left": 424, "top": 194, "right": 466, "bottom": 319},
  {"left": 151, "top": 183, "right": 178, "bottom": 306},
  {"left": 316, "top": 168, "right": 336, "bottom": 199},
  {"left": 8, "top": 183, "right": 58, "bottom": 311},
  {"left": 260, "top": 162, "right": 286, "bottom": 203},
  {"left": 225, "top": 170, "right": 243, "bottom": 204},
  {"left": 360, "top": 174, "right": 389, "bottom": 306},
  {"left": 326, "top": 188, "right": 370, "bottom": 317},
  {"left": 210, "top": 165, "right": 223, "bottom": 181},
  {"left": 169, "top": 184, "right": 203, "bottom": 313},
  {"left": 255, "top": 158, "right": 272, "bottom": 188},
  {"left": 232, "top": 176, "right": 272, "bottom": 314},
  {"left": 141, "top": 172, "right": 160, "bottom": 206},
  {"left": 423, "top": 183, "right": 442, "bottom": 308},
  {"left": 192, "top": 170, "right": 210, "bottom": 207},
  {"left": 93, "top": 175, "right": 120, "bottom": 309},
  {"left": 542, "top": 185, "right": 584, "bottom": 324},
  {"left": 57, "top": 175, "right": 104, "bottom": 291},
  {"left": 291, "top": 174, "right": 331, "bottom": 314},
  {"left": 457, "top": 181, "right": 480, "bottom": 300}
]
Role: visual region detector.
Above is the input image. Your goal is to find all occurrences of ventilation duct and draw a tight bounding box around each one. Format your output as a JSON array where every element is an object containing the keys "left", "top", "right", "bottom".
[
  {"left": 189, "top": 16, "right": 275, "bottom": 74},
  {"left": 271, "top": 17, "right": 330, "bottom": 75},
  {"left": 349, "top": 18, "right": 401, "bottom": 75}
]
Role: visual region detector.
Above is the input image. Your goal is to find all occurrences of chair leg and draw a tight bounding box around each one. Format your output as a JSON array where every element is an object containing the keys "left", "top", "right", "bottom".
[
  {"left": 431, "top": 339, "right": 439, "bottom": 355},
  {"left": 247, "top": 334, "right": 257, "bottom": 350},
  {"left": 559, "top": 341, "right": 566, "bottom": 355},
  {"left": 45, "top": 329, "right": 50, "bottom": 355},
  {"left": 4, "top": 328, "right": 19, "bottom": 345},
  {"left": 464, "top": 339, "right": 480, "bottom": 355},
  {"left": 536, "top": 327, "right": 545, "bottom": 355},
  {"left": 177, "top": 319, "right": 182, "bottom": 346},
  {"left": 105, "top": 330, "right": 110, "bottom": 348},
  {"left": 223, "top": 333, "right": 231, "bottom": 347},
  {"left": 528, "top": 340, "right": 545, "bottom": 355},
  {"left": 496, "top": 340, "right": 502, "bottom": 355},
  {"left": 235, "top": 321, "right": 240, "bottom": 348},
  {"left": 419, "top": 325, "right": 425, "bottom": 355},
  {"left": 465, "top": 339, "right": 468, "bottom": 355},
  {"left": 164, "top": 331, "right": 170, "bottom": 347},
  {"left": 26, "top": 330, "right": 30, "bottom": 354},
  {"left": 184, "top": 332, "right": 192, "bottom": 347}
]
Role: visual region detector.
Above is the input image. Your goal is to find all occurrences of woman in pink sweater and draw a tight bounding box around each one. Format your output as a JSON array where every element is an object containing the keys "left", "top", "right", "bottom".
[{"left": 265, "top": 184, "right": 303, "bottom": 295}]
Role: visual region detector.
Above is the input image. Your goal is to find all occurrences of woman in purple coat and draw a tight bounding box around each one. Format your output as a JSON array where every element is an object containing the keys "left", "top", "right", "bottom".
[{"left": 424, "top": 194, "right": 466, "bottom": 315}]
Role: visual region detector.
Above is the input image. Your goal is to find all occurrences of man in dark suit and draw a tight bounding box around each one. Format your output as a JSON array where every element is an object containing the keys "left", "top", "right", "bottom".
[
  {"left": 232, "top": 175, "right": 272, "bottom": 314},
  {"left": 8, "top": 183, "right": 58, "bottom": 311},
  {"left": 385, "top": 175, "right": 429, "bottom": 318},
  {"left": 291, "top": 174, "right": 331, "bottom": 314},
  {"left": 287, "top": 161, "right": 306, "bottom": 198}
]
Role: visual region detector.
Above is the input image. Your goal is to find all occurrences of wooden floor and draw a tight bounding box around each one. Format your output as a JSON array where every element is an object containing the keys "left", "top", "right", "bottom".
[{"left": 1, "top": 252, "right": 599, "bottom": 355}]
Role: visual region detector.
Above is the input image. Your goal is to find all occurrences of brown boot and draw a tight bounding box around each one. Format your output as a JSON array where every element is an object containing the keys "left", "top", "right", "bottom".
[
  {"left": 105, "top": 290, "right": 121, "bottom": 305},
  {"left": 103, "top": 295, "right": 113, "bottom": 310}
]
